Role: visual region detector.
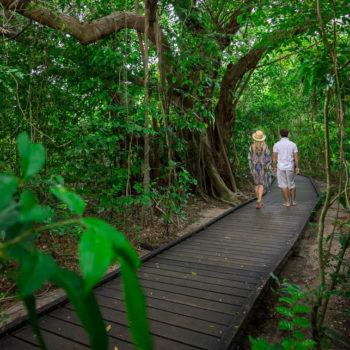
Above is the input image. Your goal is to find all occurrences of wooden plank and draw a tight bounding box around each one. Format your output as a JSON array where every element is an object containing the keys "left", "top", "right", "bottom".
[
  {"left": 142, "top": 260, "right": 260, "bottom": 283},
  {"left": 137, "top": 271, "right": 252, "bottom": 296},
  {"left": 96, "top": 285, "right": 243, "bottom": 314},
  {"left": 170, "top": 246, "right": 278, "bottom": 263},
  {"left": 108, "top": 278, "right": 248, "bottom": 305},
  {"left": 50, "top": 306, "right": 220, "bottom": 349},
  {"left": 13, "top": 324, "right": 91, "bottom": 350},
  {"left": 178, "top": 242, "right": 280, "bottom": 256},
  {"left": 161, "top": 251, "right": 272, "bottom": 271},
  {"left": 149, "top": 257, "right": 264, "bottom": 280},
  {"left": 188, "top": 236, "right": 289, "bottom": 249},
  {"left": 0, "top": 336, "right": 38, "bottom": 349},
  {"left": 140, "top": 266, "right": 256, "bottom": 289},
  {"left": 90, "top": 294, "right": 233, "bottom": 325}
]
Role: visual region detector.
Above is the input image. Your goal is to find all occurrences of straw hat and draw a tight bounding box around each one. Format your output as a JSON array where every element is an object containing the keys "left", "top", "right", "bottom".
[{"left": 252, "top": 130, "right": 266, "bottom": 142}]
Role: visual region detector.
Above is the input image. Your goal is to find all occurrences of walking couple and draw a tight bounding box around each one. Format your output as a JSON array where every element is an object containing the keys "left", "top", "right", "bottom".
[{"left": 248, "top": 129, "right": 300, "bottom": 209}]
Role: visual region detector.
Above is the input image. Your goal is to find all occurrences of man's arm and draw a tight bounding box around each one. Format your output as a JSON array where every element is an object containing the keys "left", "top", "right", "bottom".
[
  {"left": 272, "top": 152, "right": 278, "bottom": 173},
  {"left": 294, "top": 152, "right": 300, "bottom": 174}
]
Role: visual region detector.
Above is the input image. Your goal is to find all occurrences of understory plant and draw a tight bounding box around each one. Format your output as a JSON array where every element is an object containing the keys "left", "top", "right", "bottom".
[
  {"left": 250, "top": 277, "right": 316, "bottom": 350},
  {"left": 0, "top": 133, "right": 151, "bottom": 350}
]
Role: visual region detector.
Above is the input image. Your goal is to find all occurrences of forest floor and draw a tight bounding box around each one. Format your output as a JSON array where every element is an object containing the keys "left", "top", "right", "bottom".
[{"left": 237, "top": 180, "right": 350, "bottom": 350}]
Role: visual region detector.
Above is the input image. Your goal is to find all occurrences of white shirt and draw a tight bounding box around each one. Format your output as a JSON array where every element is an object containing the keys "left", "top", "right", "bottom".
[{"left": 273, "top": 137, "right": 298, "bottom": 171}]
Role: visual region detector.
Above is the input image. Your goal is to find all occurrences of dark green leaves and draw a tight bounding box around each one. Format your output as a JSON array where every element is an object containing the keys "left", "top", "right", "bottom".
[
  {"left": 17, "top": 252, "right": 56, "bottom": 298},
  {"left": 119, "top": 257, "right": 152, "bottom": 350},
  {"left": 79, "top": 227, "right": 115, "bottom": 291},
  {"left": 276, "top": 306, "right": 294, "bottom": 317},
  {"left": 51, "top": 268, "right": 108, "bottom": 350},
  {"left": 20, "top": 191, "right": 50, "bottom": 222},
  {"left": 278, "top": 320, "right": 294, "bottom": 331},
  {"left": 17, "top": 133, "right": 46, "bottom": 179},
  {"left": 0, "top": 175, "right": 18, "bottom": 210},
  {"left": 24, "top": 295, "right": 48, "bottom": 350},
  {"left": 51, "top": 186, "right": 86, "bottom": 215},
  {"left": 81, "top": 218, "right": 139, "bottom": 271}
]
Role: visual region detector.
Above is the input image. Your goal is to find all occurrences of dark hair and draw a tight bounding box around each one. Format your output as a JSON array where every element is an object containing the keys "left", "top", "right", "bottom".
[{"left": 280, "top": 129, "right": 288, "bottom": 137}]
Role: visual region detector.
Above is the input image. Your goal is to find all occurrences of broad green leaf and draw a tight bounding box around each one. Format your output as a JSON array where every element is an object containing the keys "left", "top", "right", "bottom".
[
  {"left": 276, "top": 306, "right": 294, "bottom": 317},
  {"left": 119, "top": 257, "right": 152, "bottom": 350},
  {"left": 51, "top": 186, "right": 85, "bottom": 215},
  {"left": 20, "top": 191, "right": 50, "bottom": 222},
  {"left": 0, "top": 175, "right": 18, "bottom": 210},
  {"left": 51, "top": 267, "right": 108, "bottom": 350},
  {"left": 23, "top": 295, "right": 47, "bottom": 350},
  {"left": 279, "top": 296, "right": 294, "bottom": 305},
  {"left": 79, "top": 228, "right": 114, "bottom": 291},
  {"left": 293, "top": 317, "right": 311, "bottom": 328},
  {"left": 278, "top": 320, "right": 294, "bottom": 331},
  {"left": 293, "top": 305, "right": 311, "bottom": 313},
  {"left": 81, "top": 218, "right": 139, "bottom": 271},
  {"left": 17, "top": 133, "right": 46, "bottom": 179},
  {"left": 293, "top": 330, "right": 305, "bottom": 340},
  {"left": 0, "top": 203, "right": 20, "bottom": 232},
  {"left": 17, "top": 251, "right": 56, "bottom": 298}
]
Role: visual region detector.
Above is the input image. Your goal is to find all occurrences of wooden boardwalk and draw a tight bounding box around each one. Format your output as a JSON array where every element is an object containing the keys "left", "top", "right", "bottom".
[{"left": 0, "top": 176, "right": 319, "bottom": 350}]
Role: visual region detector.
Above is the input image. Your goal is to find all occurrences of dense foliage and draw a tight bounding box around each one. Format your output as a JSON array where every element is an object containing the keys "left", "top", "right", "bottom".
[{"left": 0, "top": 0, "right": 349, "bottom": 349}]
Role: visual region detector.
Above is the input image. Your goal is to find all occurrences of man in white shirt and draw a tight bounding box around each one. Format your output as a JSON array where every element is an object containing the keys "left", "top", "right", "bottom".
[{"left": 272, "top": 129, "right": 300, "bottom": 207}]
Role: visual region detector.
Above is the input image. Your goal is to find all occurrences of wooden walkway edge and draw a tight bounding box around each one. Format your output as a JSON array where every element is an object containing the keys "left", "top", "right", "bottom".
[{"left": 0, "top": 175, "right": 320, "bottom": 350}]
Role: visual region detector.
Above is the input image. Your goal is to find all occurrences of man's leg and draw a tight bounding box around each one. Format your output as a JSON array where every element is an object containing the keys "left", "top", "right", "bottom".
[
  {"left": 290, "top": 187, "right": 296, "bottom": 205},
  {"left": 281, "top": 188, "right": 290, "bottom": 206},
  {"left": 277, "top": 169, "right": 290, "bottom": 206},
  {"left": 287, "top": 171, "right": 296, "bottom": 205}
]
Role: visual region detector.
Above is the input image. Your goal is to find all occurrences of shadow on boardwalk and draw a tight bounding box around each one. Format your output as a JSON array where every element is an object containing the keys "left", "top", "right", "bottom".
[{"left": 0, "top": 176, "right": 319, "bottom": 350}]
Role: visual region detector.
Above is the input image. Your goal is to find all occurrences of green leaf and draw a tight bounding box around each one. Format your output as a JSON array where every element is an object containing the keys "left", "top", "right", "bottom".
[
  {"left": 17, "top": 133, "right": 46, "bottom": 179},
  {"left": 293, "top": 330, "right": 305, "bottom": 340},
  {"left": 279, "top": 296, "right": 294, "bottom": 305},
  {"left": 293, "top": 305, "right": 311, "bottom": 313},
  {"left": 51, "top": 267, "right": 108, "bottom": 350},
  {"left": 50, "top": 186, "right": 85, "bottom": 215},
  {"left": 0, "top": 175, "right": 18, "bottom": 210},
  {"left": 237, "top": 14, "right": 243, "bottom": 23},
  {"left": 20, "top": 191, "right": 50, "bottom": 222},
  {"left": 23, "top": 295, "right": 47, "bottom": 350},
  {"left": 278, "top": 320, "right": 294, "bottom": 331},
  {"left": 276, "top": 306, "right": 294, "bottom": 317},
  {"left": 17, "top": 252, "right": 56, "bottom": 298},
  {"left": 79, "top": 228, "right": 115, "bottom": 291},
  {"left": 81, "top": 218, "right": 139, "bottom": 271},
  {"left": 339, "top": 236, "right": 348, "bottom": 250},
  {"left": 293, "top": 317, "right": 311, "bottom": 328},
  {"left": 0, "top": 203, "right": 20, "bottom": 232},
  {"left": 119, "top": 257, "right": 152, "bottom": 350}
]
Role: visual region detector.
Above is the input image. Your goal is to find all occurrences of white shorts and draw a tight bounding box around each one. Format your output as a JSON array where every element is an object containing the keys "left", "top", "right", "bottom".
[{"left": 277, "top": 169, "right": 295, "bottom": 189}]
